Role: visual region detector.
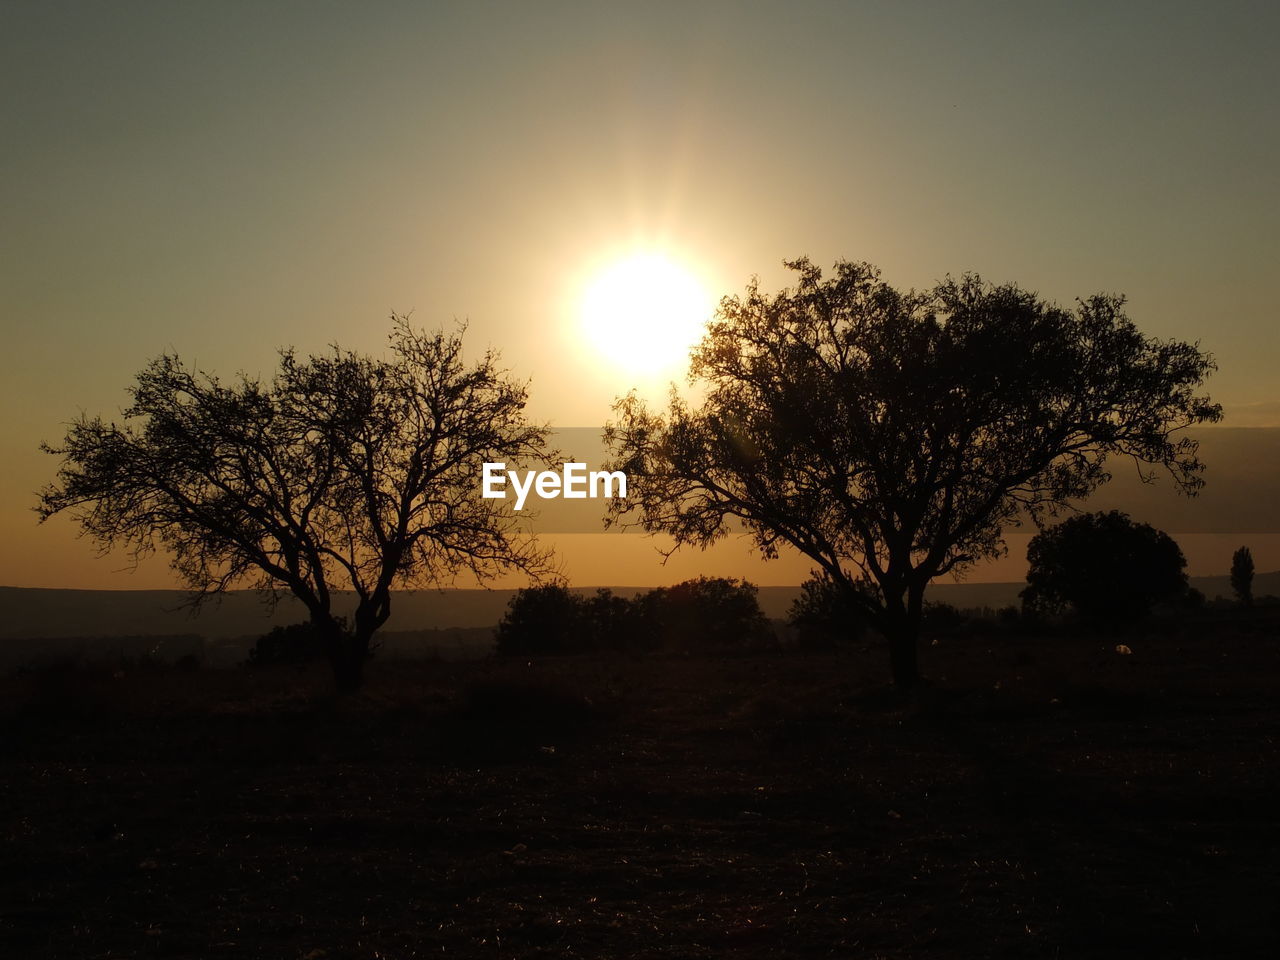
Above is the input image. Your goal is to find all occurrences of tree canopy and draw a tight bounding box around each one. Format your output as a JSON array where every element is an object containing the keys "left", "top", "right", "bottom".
[
  {"left": 1231, "top": 546, "right": 1254, "bottom": 608},
  {"left": 605, "top": 258, "right": 1220, "bottom": 686},
  {"left": 494, "top": 583, "right": 589, "bottom": 657},
  {"left": 1021, "top": 511, "right": 1189, "bottom": 622},
  {"left": 38, "top": 318, "right": 555, "bottom": 690},
  {"left": 787, "top": 573, "right": 877, "bottom": 650},
  {"left": 494, "top": 577, "right": 772, "bottom": 656}
]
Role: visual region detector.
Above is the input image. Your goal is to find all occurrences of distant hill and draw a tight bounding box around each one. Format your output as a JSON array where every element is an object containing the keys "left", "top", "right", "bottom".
[{"left": 4, "top": 573, "right": 1274, "bottom": 643}]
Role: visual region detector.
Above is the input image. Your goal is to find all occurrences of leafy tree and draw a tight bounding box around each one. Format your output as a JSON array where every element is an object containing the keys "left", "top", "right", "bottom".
[
  {"left": 38, "top": 319, "right": 554, "bottom": 691},
  {"left": 494, "top": 583, "right": 587, "bottom": 656},
  {"left": 495, "top": 579, "right": 772, "bottom": 656},
  {"left": 581, "top": 588, "right": 660, "bottom": 653},
  {"left": 646, "top": 576, "right": 774, "bottom": 652},
  {"left": 246, "top": 621, "right": 326, "bottom": 667},
  {"left": 605, "top": 258, "right": 1220, "bottom": 686},
  {"left": 1021, "top": 511, "right": 1189, "bottom": 622},
  {"left": 787, "top": 573, "right": 875, "bottom": 649},
  {"left": 1231, "top": 546, "right": 1254, "bottom": 607}
]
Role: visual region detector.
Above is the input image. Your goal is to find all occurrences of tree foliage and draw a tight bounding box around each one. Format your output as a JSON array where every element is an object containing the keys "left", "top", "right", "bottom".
[
  {"left": 38, "top": 318, "right": 555, "bottom": 690},
  {"left": 494, "top": 577, "right": 772, "bottom": 656},
  {"left": 245, "top": 621, "right": 327, "bottom": 667},
  {"left": 494, "top": 583, "right": 589, "bottom": 656},
  {"left": 1231, "top": 545, "right": 1254, "bottom": 608},
  {"left": 605, "top": 258, "right": 1220, "bottom": 686},
  {"left": 646, "top": 576, "right": 774, "bottom": 652},
  {"left": 787, "top": 573, "right": 876, "bottom": 649},
  {"left": 1021, "top": 511, "right": 1189, "bottom": 622},
  {"left": 581, "top": 588, "right": 661, "bottom": 653}
]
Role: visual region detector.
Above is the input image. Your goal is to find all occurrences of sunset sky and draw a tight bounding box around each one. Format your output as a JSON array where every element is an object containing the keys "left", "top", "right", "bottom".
[{"left": 3, "top": 1, "right": 1277, "bottom": 590}]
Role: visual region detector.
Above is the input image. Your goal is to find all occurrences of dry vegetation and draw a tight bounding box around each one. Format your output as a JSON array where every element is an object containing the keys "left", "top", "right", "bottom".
[{"left": 2, "top": 612, "right": 1278, "bottom": 958}]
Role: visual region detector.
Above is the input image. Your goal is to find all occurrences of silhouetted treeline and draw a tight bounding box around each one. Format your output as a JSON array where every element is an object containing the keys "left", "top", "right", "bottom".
[{"left": 494, "top": 577, "right": 774, "bottom": 655}]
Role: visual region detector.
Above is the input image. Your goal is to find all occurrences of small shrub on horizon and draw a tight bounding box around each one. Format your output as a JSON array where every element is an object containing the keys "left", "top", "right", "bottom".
[{"left": 246, "top": 622, "right": 326, "bottom": 667}]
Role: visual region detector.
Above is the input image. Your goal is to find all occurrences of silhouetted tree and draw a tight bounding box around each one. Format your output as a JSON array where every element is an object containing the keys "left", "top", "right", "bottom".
[
  {"left": 582, "top": 588, "right": 660, "bottom": 653},
  {"left": 646, "top": 576, "right": 774, "bottom": 652},
  {"left": 246, "top": 621, "right": 327, "bottom": 667},
  {"left": 496, "top": 578, "right": 772, "bottom": 655},
  {"left": 606, "top": 258, "right": 1220, "bottom": 687},
  {"left": 494, "top": 583, "right": 587, "bottom": 656},
  {"left": 787, "top": 573, "right": 875, "bottom": 649},
  {"left": 38, "top": 318, "right": 555, "bottom": 691},
  {"left": 1231, "top": 546, "right": 1254, "bottom": 607},
  {"left": 921, "top": 600, "right": 966, "bottom": 634},
  {"left": 1021, "top": 511, "right": 1188, "bottom": 622}
]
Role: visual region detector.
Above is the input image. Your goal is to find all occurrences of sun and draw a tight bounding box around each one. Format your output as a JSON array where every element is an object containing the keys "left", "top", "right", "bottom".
[{"left": 579, "top": 253, "right": 714, "bottom": 376}]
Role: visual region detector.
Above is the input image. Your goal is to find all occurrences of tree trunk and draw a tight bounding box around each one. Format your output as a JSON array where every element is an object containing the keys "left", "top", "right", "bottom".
[
  {"left": 882, "top": 582, "right": 924, "bottom": 689},
  {"left": 888, "top": 626, "right": 919, "bottom": 688},
  {"left": 317, "top": 616, "right": 369, "bottom": 693},
  {"left": 329, "top": 638, "right": 367, "bottom": 693}
]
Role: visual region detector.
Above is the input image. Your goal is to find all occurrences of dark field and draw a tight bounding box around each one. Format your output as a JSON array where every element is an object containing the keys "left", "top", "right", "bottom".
[{"left": 3, "top": 616, "right": 1278, "bottom": 958}]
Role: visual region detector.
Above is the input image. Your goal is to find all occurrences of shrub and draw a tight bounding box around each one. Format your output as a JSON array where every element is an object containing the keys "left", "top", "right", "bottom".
[
  {"left": 494, "top": 584, "right": 588, "bottom": 656},
  {"left": 646, "top": 576, "right": 774, "bottom": 652},
  {"left": 581, "top": 588, "right": 660, "bottom": 653},
  {"left": 922, "top": 601, "right": 965, "bottom": 633},
  {"left": 787, "top": 574, "right": 876, "bottom": 648},
  {"left": 495, "top": 578, "right": 776, "bottom": 656},
  {"left": 1021, "top": 511, "right": 1188, "bottom": 623},
  {"left": 246, "top": 621, "right": 325, "bottom": 666}
]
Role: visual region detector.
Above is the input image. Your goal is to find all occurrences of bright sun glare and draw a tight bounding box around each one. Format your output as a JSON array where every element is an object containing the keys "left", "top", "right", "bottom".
[{"left": 580, "top": 253, "right": 713, "bottom": 376}]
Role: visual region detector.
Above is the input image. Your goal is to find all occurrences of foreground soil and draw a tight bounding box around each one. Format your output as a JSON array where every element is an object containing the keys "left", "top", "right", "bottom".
[{"left": 2, "top": 614, "right": 1278, "bottom": 958}]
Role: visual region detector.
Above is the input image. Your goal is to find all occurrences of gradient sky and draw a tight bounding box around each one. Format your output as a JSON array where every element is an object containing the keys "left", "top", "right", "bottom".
[{"left": 3, "top": 0, "right": 1277, "bottom": 589}]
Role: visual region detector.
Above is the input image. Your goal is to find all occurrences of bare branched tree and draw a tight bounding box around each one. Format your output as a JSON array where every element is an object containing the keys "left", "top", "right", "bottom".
[{"left": 38, "top": 317, "right": 556, "bottom": 690}]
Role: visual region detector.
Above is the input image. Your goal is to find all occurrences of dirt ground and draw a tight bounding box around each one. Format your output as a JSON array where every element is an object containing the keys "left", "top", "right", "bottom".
[{"left": 2, "top": 613, "right": 1278, "bottom": 958}]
